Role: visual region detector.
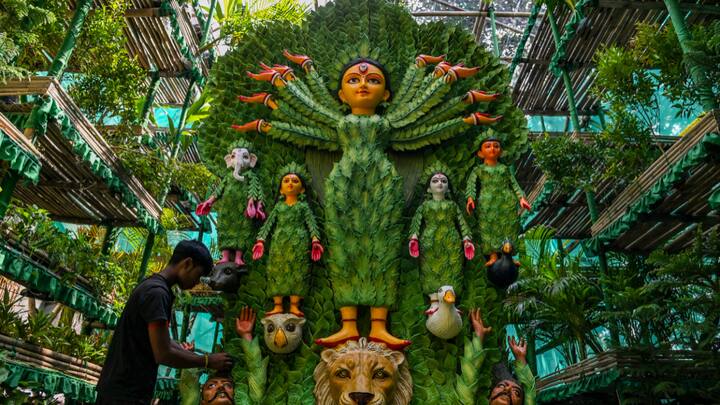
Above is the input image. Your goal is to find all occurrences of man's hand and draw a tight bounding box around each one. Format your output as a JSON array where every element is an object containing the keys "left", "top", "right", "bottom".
[
  {"left": 235, "top": 306, "right": 256, "bottom": 342},
  {"left": 470, "top": 308, "right": 492, "bottom": 343},
  {"left": 207, "top": 353, "right": 233, "bottom": 371},
  {"left": 180, "top": 341, "right": 195, "bottom": 352},
  {"left": 508, "top": 336, "right": 528, "bottom": 365}
]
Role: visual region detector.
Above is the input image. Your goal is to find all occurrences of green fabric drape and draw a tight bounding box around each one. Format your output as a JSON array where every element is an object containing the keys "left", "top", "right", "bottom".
[
  {"left": 154, "top": 377, "right": 179, "bottom": 400},
  {"left": 0, "top": 129, "right": 41, "bottom": 184},
  {"left": 1, "top": 359, "right": 97, "bottom": 402},
  {"left": 160, "top": 0, "right": 204, "bottom": 86},
  {"left": 548, "top": 0, "right": 592, "bottom": 77},
  {"left": 587, "top": 132, "right": 720, "bottom": 254},
  {"left": 509, "top": 3, "right": 541, "bottom": 75},
  {"left": 537, "top": 368, "right": 620, "bottom": 403},
  {"left": 24, "top": 97, "right": 161, "bottom": 233},
  {"left": 0, "top": 244, "right": 119, "bottom": 326}
]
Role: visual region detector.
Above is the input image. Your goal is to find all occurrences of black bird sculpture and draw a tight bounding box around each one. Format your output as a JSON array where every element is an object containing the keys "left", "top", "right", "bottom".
[{"left": 487, "top": 239, "right": 519, "bottom": 289}]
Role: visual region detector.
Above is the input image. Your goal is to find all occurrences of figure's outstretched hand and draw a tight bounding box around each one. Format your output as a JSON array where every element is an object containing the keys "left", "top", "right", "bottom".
[
  {"left": 415, "top": 54, "right": 445, "bottom": 68},
  {"left": 246, "top": 69, "right": 283, "bottom": 86},
  {"left": 464, "top": 240, "right": 475, "bottom": 260},
  {"left": 283, "top": 50, "right": 313, "bottom": 72},
  {"left": 470, "top": 308, "right": 492, "bottom": 343},
  {"left": 252, "top": 241, "right": 265, "bottom": 260},
  {"left": 409, "top": 237, "right": 420, "bottom": 258},
  {"left": 463, "top": 112, "right": 503, "bottom": 126},
  {"left": 445, "top": 65, "right": 480, "bottom": 83},
  {"left": 466, "top": 197, "right": 476, "bottom": 215},
  {"left": 311, "top": 240, "right": 324, "bottom": 262},
  {"left": 255, "top": 201, "right": 267, "bottom": 221},
  {"left": 520, "top": 197, "right": 532, "bottom": 212},
  {"left": 196, "top": 197, "right": 216, "bottom": 216},
  {"left": 464, "top": 90, "right": 500, "bottom": 104},
  {"left": 245, "top": 198, "right": 257, "bottom": 218},
  {"left": 231, "top": 119, "right": 270, "bottom": 133},
  {"left": 235, "top": 306, "right": 256, "bottom": 342},
  {"left": 238, "top": 92, "right": 278, "bottom": 110},
  {"left": 508, "top": 336, "right": 528, "bottom": 365}
]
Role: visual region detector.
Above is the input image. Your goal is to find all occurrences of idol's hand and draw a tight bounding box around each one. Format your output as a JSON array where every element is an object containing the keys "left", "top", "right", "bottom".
[
  {"left": 466, "top": 197, "right": 476, "bottom": 215},
  {"left": 252, "top": 240, "right": 265, "bottom": 260},
  {"left": 196, "top": 196, "right": 216, "bottom": 216},
  {"left": 464, "top": 240, "right": 475, "bottom": 260},
  {"left": 408, "top": 237, "right": 420, "bottom": 258}
]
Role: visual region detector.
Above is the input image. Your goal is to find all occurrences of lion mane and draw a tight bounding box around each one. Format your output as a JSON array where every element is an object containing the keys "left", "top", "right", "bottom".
[{"left": 313, "top": 338, "right": 413, "bottom": 405}]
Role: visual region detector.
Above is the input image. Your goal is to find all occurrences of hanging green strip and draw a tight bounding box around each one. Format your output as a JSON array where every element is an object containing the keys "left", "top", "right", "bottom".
[
  {"left": 586, "top": 132, "right": 720, "bottom": 254},
  {"left": 1, "top": 359, "right": 97, "bottom": 402},
  {"left": 0, "top": 129, "right": 41, "bottom": 184},
  {"left": 509, "top": 3, "right": 541, "bottom": 75},
  {"left": 160, "top": 0, "right": 205, "bottom": 85},
  {"left": 0, "top": 244, "right": 118, "bottom": 326},
  {"left": 548, "top": 0, "right": 592, "bottom": 77},
  {"left": 25, "top": 97, "right": 161, "bottom": 233},
  {"left": 537, "top": 368, "right": 620, "bottom": 402},
  {"left": 154, "top": 377, "right": 179, "bottom": 400}
]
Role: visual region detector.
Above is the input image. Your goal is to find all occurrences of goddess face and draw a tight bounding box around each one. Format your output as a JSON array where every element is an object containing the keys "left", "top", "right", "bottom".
[
  {"left": 201, "top": 376, "right": 234, "bottom": 405},
  {"left": 478, "top": 140, "right": 503, "bottom": 161},
  {"left": 280, "top": 173, "right": 304, "bottom": 197},
  {"left": 428, "top": 173, "right": 449, "bottom": 196},
  {"left": 338, "top": 62, "right": 390, "bottom": 115},
  {"left": 489, "top": 379, "right": 523, "bottom": 405}
]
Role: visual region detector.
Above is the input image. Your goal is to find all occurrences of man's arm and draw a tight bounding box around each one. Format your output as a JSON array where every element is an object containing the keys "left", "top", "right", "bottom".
[{"left": 148, "top": 322, "right": 232, "bottom": 370}]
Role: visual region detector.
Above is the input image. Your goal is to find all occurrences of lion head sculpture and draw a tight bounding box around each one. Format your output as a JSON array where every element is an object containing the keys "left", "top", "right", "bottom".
[{"left": 313, "top": 338, "right": 413, "bottom": 405}]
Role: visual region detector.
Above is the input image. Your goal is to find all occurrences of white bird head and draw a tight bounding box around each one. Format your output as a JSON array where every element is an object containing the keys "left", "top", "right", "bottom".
[{"left": 437, "top": 285, "right": 456, "bottom": 305}]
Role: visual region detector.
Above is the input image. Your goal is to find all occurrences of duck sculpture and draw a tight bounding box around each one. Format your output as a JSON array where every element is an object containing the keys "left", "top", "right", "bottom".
[
  {"left": 487, "top": 239, "right": 520, "bottom": 289},
  {"left": 425, "top": 285, "right": 463, "bottom": 339}
]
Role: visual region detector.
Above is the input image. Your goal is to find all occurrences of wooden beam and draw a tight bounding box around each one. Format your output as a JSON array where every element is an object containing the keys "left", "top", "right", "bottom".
[
  {"left": 597, "top": 1, "right": 720, "bottom": 15},
  {"left": 124, "top": 7, "right": 171, "bottom": 18},
  {"left": 412, "top": 10, "right": 541, "bottom": 18}
]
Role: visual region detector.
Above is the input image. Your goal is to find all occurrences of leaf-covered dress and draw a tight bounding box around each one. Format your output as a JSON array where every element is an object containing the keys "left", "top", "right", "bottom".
[
  {"left": 409, "top": 199, "right": 471, "bottom": 295},
  {"left": 214, "top": 171, "right": 264, "bottom": 251},
  {"left": 257, "top": 201, "right": 319, "bottom": 297},
  {"left": 465, "top": 163, "right": 525, "bottom": 255},
  {"left": 324, "top": 115, "right": 404, "bottom": 308}
]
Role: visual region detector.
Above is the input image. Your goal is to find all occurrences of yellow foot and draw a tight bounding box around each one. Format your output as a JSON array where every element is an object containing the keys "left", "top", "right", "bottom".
[
  {"left": 289, "top": 306, "right": 304, "bottom": 318},
  {"left": 368, "top": 330, "right": 411, "bottom": 351},
  {"left": 264, "top": 306, "right": 284, "bottom": 317},
  {"left": 315, "top": 327, "right": 359, "bottom": 348},
  {"left": 485, "top": 253, "right": 498, "bottom": 267}
]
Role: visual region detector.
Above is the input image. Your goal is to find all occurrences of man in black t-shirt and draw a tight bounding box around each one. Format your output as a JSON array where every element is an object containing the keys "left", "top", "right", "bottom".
[{"left": 96, "top": 240, "right": 233, "bottom": 404}]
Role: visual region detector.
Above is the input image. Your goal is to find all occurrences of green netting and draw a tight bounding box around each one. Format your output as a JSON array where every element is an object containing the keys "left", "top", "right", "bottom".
[
  {"left": 1, "top": 360, "right": 97, "bottom": 402},
  {"left": 159, "top": 0, "right": 204, "bottom": 86},
  {"left": 586, "top": 132, "right": 720, "bottom": 254},
  {"left": 0, "top": 244, "right": 118, "bottom": 326},
  {"left": 537, "top": 368, "right": 620, "bottom": 403},
  {"left": 0, "top": 129, "right": 41, "bottom": 184},
  {"left": 24, "top": 97, "right": 161, "bottom": 233}
]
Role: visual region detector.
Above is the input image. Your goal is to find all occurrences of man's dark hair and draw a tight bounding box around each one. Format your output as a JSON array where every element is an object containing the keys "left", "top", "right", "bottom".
[
  {"left": 491, "top": 363, "right": 524, "bottom": 399},
  {"left": 169, "top": 240, "right": 213, "bottom": 276}
]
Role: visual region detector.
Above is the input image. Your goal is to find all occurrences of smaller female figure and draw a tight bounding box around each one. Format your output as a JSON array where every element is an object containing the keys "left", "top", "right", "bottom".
[
  {"left": 465, "top": 137, "right": 531, "bottom": 272},
  {"left": 252, "top": 163, "right": 323, "bottom": 318},
  {"left": 409, "top": 163, "right": 474, "bottom": 339}
]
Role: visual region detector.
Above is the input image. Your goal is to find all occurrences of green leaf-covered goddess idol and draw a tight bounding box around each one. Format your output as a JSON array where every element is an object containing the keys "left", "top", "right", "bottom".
[{"left": 234, "top": 50, "right": 501, "bottom": 349}]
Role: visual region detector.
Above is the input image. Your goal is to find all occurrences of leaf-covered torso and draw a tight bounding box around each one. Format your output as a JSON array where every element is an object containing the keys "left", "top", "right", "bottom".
[
  {"left": 258, "top": 201, "right": 317, "bottom": 297},
  {"left": 465, "top": 163, "right": 524, "bottom": 254},
  {"left": 324, "top": 114, "right": 404, "bottom": 307},
  {"left": 215, "top": 171, "right": 263, "bottom": 251},
  {"left": 410, "top": 199, "right": 470, "bottom": 295}
]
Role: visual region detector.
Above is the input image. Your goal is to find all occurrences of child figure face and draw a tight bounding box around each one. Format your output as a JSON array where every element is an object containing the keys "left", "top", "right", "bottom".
[
  {"left": 281, "top": 173, "right": 304, "bottom": 197},
  {"left": 478, "top": 140, "right": 502, "bottom": 162},
  {"left": 428, "top": 173, "right": 449, "bottom": 196}
]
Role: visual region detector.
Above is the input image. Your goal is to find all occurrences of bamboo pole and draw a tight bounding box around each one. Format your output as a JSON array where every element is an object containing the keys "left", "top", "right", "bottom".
[
  {"left": 664, "top": 0, "right": 717, "bottom": 111},
  {"left": 488, "top": 6, "right": 500, "bottom": 57},
  {"left": 141, "top": 72, "right": 161, "bottom": 125},
  {"left": 547, "top": 12, "right": 581, "bottom": 132},
  {"left": 47, "top": 0, "right": 93, "bottom": 79},
  {"left": 137, "top": 231, "right": 156, "bottom": 283},
  {"left": 0, "top": 335, "right": 102, "bottom": 373},
  {"left": 100, "top": 225, "right": 115, "bottom": 255}
]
